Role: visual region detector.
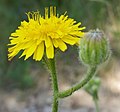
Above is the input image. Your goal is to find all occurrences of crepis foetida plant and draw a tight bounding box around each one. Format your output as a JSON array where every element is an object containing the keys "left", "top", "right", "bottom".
[{"left": 8, "top": 6, "right": 111, "bottom": 112}]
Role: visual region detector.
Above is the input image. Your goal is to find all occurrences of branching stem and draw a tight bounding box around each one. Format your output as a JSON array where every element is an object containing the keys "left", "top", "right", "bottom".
[
  {"left": 45, "top": 57, "right": 97, "bottom": 112},
  {"left": 58, "top": 66, "right": 97, "bottom": 98}
]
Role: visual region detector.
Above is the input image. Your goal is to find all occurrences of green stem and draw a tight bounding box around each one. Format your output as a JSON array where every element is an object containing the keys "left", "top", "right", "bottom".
[
  {"left": 48, "top": 59, "right": 59, "bottom": 112},
  {"left": 93, "top": 97, "right": 100, "bottom": 112},
  {"left": 58, "top": 66, "right": 97, "bottom": 98}
]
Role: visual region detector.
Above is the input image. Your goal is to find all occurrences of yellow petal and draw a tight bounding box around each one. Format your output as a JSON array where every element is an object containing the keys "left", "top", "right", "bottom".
[
  {"left": 24, "top": 42, "right": 37, "bottom": 60},
  {"left": 19, "top": 49, "right": 27, "bottom": 58},
  {"left": 45, "top": 36, "right": 52, "bottom": 48},
  {"left": 78, "top": 27, "right": 86, "bottom": 30},
  {"left": 70, "top": 31, "right": 84, "bottom": 37},
  {"left": 22, "top": 41, "right": 35, "bottom": 49},
  {"left": 8, "top": 50, "right": 20, "bottom": 60},
  {"left": 57, "top": 39, "right": 67, "bottom": 51},
  {"left": 9, "top": 38, "right": 19, "bottom": 45},
  {"left": 33, "top": 41, "right": 44, "bottom": 61},
  {"left": 8, "top": 46, "right": 16, "bottom": 53},
  {"left": 46, "top": 45, "right": 54, "bottom": 59},
  {"left": 52, "top": 39, "right": 58, "bottom": 48},
  {"left": 62, "top": 36, "right": 80, "bottom": 45}
]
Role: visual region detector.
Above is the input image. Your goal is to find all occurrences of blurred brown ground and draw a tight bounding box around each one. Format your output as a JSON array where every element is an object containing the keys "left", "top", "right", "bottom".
[{"left": 0, "top": 56, "right": 120, "bottom": 112}]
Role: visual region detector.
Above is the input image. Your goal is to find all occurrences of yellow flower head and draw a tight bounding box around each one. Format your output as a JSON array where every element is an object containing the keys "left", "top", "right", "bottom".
[{"left": 8, "top": 6, "right": 85, "bottom": 61}]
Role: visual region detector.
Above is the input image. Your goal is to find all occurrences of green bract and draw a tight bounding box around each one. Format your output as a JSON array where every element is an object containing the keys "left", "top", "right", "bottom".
[{"left": 79, "top": 29, "right": 110, "bottom": 66}]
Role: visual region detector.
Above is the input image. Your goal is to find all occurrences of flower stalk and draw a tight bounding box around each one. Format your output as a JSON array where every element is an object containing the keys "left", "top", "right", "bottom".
[
  {"left": 84, "top": 76, "right": 100, "bottom": 112},
  {"left": 93, "top": 96, "right": 100, "bottom": 112},
  {"left": 46, "top": 58, "right": 59, "bottom": 112},
  {"left": 46, "top": 57, "right": 97, "bottom": 112},
  {"left": 58, "top": 66, "right": 97, "bottom": 98}
]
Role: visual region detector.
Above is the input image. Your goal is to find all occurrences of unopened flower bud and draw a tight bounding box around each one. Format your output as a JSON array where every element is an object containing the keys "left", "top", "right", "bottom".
[
  {"left": 79, "top": 29, "right": 110, "bottom": 66},
  {"left": 84, "top": 77, "right": 100, "bottom": 96}
]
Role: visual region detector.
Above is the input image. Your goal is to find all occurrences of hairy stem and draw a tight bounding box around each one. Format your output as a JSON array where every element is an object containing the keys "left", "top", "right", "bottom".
[
  {"left": 58, "top": 66, "right": 97, "bottom": 98},
  {"left": 93, "top": 97, "right": 100, "bottom": 112},
  {"left": 48, "top": 59, "right": 59, "bottom": 112}
]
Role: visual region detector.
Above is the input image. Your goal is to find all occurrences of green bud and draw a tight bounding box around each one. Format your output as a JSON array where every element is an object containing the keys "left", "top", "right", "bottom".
[
  {"left": 79, "top": 29, "right": 111, "bottom": 66},
  {"left": 84, "top": 77, "right": 101, "bottom": 96}
]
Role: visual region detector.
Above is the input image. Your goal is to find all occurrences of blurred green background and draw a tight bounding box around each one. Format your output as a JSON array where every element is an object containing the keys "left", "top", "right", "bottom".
[{"left": 0, "top": 0, "right": 120, "bottom": 90}]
